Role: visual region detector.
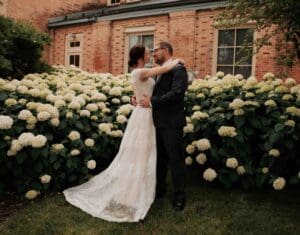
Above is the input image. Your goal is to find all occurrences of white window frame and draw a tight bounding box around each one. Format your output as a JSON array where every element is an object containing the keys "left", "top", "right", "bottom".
[
  {"left": 212, "top": 26, "right": 257, "bottom": 78},
  {"left": 65, "top": 33, "right": 83, "bottom": 68},
  {"left": 126, "top": 0, "right": 140, "bottom": 3},
  {"left": 124, "top": 26, "right": 155, "bottom": 73}
]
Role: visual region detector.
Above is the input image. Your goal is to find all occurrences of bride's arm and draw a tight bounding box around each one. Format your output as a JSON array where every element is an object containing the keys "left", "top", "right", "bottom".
[{"left": 138, "top": 59, "right": 181, "bottom": 80}]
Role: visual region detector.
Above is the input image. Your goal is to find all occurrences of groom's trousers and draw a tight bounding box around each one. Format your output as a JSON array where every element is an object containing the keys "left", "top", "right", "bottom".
[{"left": 156, "top": 128, "right": 186, "bottom": 198}]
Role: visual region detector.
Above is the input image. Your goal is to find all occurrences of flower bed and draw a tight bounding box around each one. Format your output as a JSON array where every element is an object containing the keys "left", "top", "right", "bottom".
[{"left": 0, "top": 68, "right": 299, "bottom": 199}]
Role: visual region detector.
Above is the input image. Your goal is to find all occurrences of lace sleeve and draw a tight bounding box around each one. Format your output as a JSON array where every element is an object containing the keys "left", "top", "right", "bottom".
[{"left": 130, "top": 69, "right": 142, "bottom": 84}]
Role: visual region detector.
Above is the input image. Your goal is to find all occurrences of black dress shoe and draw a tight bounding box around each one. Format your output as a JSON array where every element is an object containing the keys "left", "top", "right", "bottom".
[{"left": 172, "top": 198, "right": 185, "bottom": 211}]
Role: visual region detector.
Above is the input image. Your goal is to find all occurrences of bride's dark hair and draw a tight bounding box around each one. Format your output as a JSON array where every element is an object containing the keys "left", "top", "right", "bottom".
[{"left": 128, "top": 45, "right": 145, "bottom": 68}]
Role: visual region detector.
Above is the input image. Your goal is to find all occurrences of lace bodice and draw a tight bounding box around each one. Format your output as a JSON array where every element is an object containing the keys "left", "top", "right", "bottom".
[{"left": 131, "top": 69, "right": 155, "bottom": 101}]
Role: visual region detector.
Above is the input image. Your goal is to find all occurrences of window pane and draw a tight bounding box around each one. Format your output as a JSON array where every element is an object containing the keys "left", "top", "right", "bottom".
[
  {"left": 218, "top": 30, "right": 235, "bottom": 47},
  {"left": 236, "top": 29, "right": 254, "bottom": 46},
  {"left": 217, "top": 66, "right": 233, "bottom": 75},
  {"left": 129, "top": 35, "right": 139, "bottom": 49},
  {"left": 234, "top": 66, "right": 252, "bottom": 78},
  {"left": 142, "top": 35, "right": 154, "bottom": 49},
  {"left": 217, "top": 48, "right": 234, "bottom": 65},
  {"left": 69, "top": 55, "right": 74, "bottom": 65},
  {"left": 235, "top": 47, "right": 253, "bottom": 65},
  {"left": 75, "top": 55, "right": 80, "bottom": 67}
]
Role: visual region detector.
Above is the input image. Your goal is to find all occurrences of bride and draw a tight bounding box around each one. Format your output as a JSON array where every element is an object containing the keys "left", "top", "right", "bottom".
[{"left": 63, "top": 45, "right": 182, "bottom": 222}]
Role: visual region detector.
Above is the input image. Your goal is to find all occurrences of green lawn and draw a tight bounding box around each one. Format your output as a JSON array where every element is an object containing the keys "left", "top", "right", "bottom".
[{"left": 1, "top": 173, "right": 300, "bottom": 235}]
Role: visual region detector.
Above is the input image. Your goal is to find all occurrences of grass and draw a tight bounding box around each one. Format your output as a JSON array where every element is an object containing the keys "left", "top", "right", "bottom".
[{"left": 1, "top": 172, "right": 300, "bottom": 235}]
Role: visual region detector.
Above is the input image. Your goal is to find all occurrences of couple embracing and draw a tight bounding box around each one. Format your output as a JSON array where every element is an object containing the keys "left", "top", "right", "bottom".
[{"left": 63, "top": 41, "right": 189, "bottom": 222}]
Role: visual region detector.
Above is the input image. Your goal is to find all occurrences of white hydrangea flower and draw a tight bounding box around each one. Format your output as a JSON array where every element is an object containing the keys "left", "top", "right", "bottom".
[
  {"left": 121, "top": 96, "right": 131, "bottom": 103},
  {"left": 37, "top": 111, "right": 51, "bottom": 121},
  {"left": 25, "top": 190, "right": 40, "bottom": 200},
  {"left": 245, "top": 92, "right": 255, "bottom": 98},
  {"left": 274, "top": 86, "right": 289, "bottom": 93},
  {"left": 18, "top": 98, "right": 27, "bottom": 105},
  {"left": 196, "top": 153, "right": 207, "bottom": 165},
  {"left": 210, "top": 86, "right": 223, "bottom": 96},
  {"left": 286, "top": 106, "right": 300, "bottom": 117},
  {"left": 5, "top": 98, "right": 17, "bottom": 107},
  {"left": 87, "top": 160, "right": 97, "bottom": 170},
  {"left": 226, "top": 158, "right": 239, "bottom": 169},
  {"left": 66, "top": 111, "right": 73, "bottom": 119},
  {"left": 86, "top": 103, "right": 98, "bottom": 112},
  {"left": 234, "top": 109, "right": 244, "bottom": 116},
  {"left": 40, "top": 174, "right": 51, "bottom": 184},
  {"left": 185, "top": 156, "right": 193, "bottom": 165},
  {"left": 116, "top": 115, "right": 127, "bottom": 124},
  {"left": 216, "top": 71, "right": 224, "bottom": 78},
  {"left": 18, "top": 110, "right": 33, "bottom": 120},
  {"left": 98, "top": 123, "right": 112, "bottom": 134},
  {"left": 50, "top": 118, "right": 60, "bottom": 127},
  {"left": 192, "top": 105, "right": 201, "bottom": 111},
  {"left": 109, "top": 130, "right": 123, "bottom": 138},
  {"left": 284, "top": 120, "right": 295, "bottom": 127},
  {"left": 262, "top": 167, "right": 269, "bottom": 174},
  {"left": 116, "top": 104, "right": 134, "bottom": 116},
  {"left": 183, "top": 123, "right": 194, "bottom": 133},
  {"left": 54, "top": 100, "right": 66, "bottom": 108},
  {"left": 84, "top": 138, "right": 95, "bottom": 147},
  {"left": 218, "top": 126, "right": 237, "bottom": 137},
  {"left": 186, "top": 144, "right": 195, "bottom": 154},
  {"left": 32, "top": 135, "right": 47, "bottom": 148},
  {"left": 0, "top": 115, "right": 14, "bottom": 130},
  {"left": 272, "top": 177, "right": 286, "bottom": 190},
  {"left": 196, "top": 138, "right": 211, "bottom": 151},
  {"left": 71, "top": 149, "right": 80, "bottom": 156},
  {"left": 68, "top": 101, "right": 81, "bottom": 110},
  {"left": 68, "top": 131, "right": 81, "bottom": 141},
  {"left": 51, "top": 144, "right": 65, "bottom": 153},
  {"left": 109, "top": 87, "right": 122, "bottom": 96},
  {"left": 237, "top": 166, "right": 246, "bottom": 175},
  {"left": 263, "top": 72, "right": 275, "bottom": 80},
  {"left": 191, "top": 111, "right": 209, "bottom": 120},
  {"left": 264, "top": 100, "right": 277, "bottom": 107},
  {"left": 229, "top": 98, "right": 244, "bottom": 110},
  {"left": 282, "top": 94, "right": 293, "bottom": 101},
  {"left": 285, "top": 78, "right": 296, "bottom": 86},
  {"left": 91, "top": 92, "right": 107, "bottom": 101},
  {"left": 18, "top": 132, "right": 35, "bottom": 146},
  {"left": 112, "top": 98, "right": 121, "bottom": 104},
  {"left": 268, "top": 149, "right": 280, "bottom": 157},
  {"left": 203, "top": 168, "right": 217, "bottom": 182},
  {"left": 80, "top": 110, "right": 91, "bottom": 117}
]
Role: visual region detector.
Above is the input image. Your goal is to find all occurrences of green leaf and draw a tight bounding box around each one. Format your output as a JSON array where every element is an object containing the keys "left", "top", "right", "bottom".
[
  {"left": 34, "top": 162, "right": 43, "bottom": 173},
  {"left": 75, "top": 121, "right": 84, "bottom": 130},
  {"left": 234, "top": 116, "right": 245, "bottom": 128},
  {"left": 274, "top": 123, "right": 284, "bottom": 132},
  {"left": 53, "top": 161, "right": 61, "bottom": 170},
  {"left": 289, "top": 176, "right": 299, "bottom": 185},
  {"left": 16, "top": 152, "right": 27, "bottom": 164},
  {"left": 49, "top": 154, "right": 57, "bottom": 163},
  {"left": 0, "top": 92, "right": 8, "bottom": 101}
]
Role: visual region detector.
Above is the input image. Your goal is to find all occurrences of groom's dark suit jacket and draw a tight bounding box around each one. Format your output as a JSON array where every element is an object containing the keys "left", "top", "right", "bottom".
[{"left": 151, "top": 63, "right": 188, "bottom": 128}]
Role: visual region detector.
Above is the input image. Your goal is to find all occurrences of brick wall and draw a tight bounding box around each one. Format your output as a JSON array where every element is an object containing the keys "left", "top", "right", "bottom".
[
  {"left": 0, "top": 0, "right": 8, "bottom": 16},
  {"left": 3, "top": 1, "right": 300, "bottom": 81}
]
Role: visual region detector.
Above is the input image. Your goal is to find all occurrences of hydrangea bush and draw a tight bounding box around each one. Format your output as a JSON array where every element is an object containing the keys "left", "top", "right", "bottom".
[
  {"left": 0, "top": 68, "right": 299, "bottom": 200},
  {"left": 184, "top": 72, "right": 300, "bottom": 190}
]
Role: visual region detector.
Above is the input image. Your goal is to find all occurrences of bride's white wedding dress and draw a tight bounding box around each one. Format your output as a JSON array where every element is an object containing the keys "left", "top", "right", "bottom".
[{"left": 63, "top": 69, "right": 156, "bottom": 222}]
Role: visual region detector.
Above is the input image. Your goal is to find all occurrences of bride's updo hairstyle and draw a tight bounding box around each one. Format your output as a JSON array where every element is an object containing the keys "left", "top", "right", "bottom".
[{"left": 128, "top": 45, "right": 145, "bottom": 68}]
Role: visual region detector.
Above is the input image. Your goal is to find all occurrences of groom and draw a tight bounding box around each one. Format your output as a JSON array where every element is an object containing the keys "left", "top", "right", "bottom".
[{"left": 140, "top": 41, "right": 188, "bottom": 211}]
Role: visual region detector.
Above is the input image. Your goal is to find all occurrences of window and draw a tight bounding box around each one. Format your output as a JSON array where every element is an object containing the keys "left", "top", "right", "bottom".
[
  {"left": 215, "top": 28, "right": 254, "bottom": 78},
  {"left": 108, "top": 0, "right": 120, "bottom": 5},
  {"left": 126, "top": 0, "right": 140, "bottom": 2},
  {"left": 65, "top": 33, "right": 83, "bottom": 68},
  {"left": 124, "top": 26, "right": 155, "bottom": 73}
]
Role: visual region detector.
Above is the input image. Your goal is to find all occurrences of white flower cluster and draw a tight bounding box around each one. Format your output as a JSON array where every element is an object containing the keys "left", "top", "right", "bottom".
[
  {"left": 218, "top": 126, "right": 237, "bottom": 137},
  {"left": 272, "top": 177, "right": 286, "bottom": 190},
  {"left": 226, "top": 157, "right": 238, "bottom": 169},
  {"left": 191, "top": 111, "right": 209, "bottom": 120},
  {"left": 7, "top": 133, "right": 47, "bottom": 156},
  {"left": 0, "top": 115, "right": 13, "bottom": 130},
  {"left": 196, "top": 138, "right": 211, "bottom": 151},
  {"left": 203, "top": 168, "right": 217, "bottom": 182},
  {"left": 268, "top": 149, "right": 280, "bottom": 157}
]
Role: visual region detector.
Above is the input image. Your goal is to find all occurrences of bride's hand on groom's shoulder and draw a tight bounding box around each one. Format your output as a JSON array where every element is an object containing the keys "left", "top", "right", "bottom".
[{"left": 173, "top": 58, "right": 185, "bottom": 66}]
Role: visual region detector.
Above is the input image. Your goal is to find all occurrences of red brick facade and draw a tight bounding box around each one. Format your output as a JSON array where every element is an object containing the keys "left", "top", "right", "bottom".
[{"left": 2, "top": 0, "right": 300, "bottom": 80}]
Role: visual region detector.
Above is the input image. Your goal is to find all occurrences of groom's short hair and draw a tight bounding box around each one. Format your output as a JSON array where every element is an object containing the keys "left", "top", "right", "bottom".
[{"left": 159, "top": 41, "right": 173, "bottom": 56}]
